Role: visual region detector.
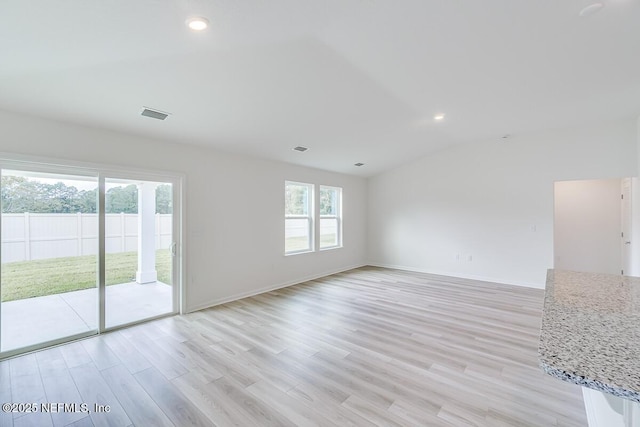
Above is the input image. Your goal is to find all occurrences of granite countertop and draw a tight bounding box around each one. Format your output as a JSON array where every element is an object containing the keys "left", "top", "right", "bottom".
[{"left": 539, "top": 269, "right": 640, "bottom": 403}]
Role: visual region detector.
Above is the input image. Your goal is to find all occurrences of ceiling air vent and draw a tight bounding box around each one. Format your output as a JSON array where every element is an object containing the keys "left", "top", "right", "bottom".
[
  {"left": 293, "top": 146, "right": 308, "bottom": 152},
  {"left": 141, "top": 107, "right": 170, "bottom": 121}
]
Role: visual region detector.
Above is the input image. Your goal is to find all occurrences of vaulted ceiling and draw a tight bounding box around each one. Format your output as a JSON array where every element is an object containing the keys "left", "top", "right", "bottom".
[{"left": 1, "top": 0, "right": 639, "bottom": 176}]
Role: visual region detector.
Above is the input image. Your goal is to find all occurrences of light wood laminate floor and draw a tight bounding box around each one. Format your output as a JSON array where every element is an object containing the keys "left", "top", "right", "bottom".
[{"left": 0, "top": 267, "right": 586, "bottom": 426}]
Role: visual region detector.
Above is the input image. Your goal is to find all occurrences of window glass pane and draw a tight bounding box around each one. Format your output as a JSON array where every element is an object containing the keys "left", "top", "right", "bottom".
[
  {"left": 285, "top": 218, "right": 310, "bottom": 252},
  {"left": 320, "top": 218, "right": 338, "bottom": 248},
  {"left": 285, "top": 183, "right": 309, "bottom": 216},
  {"left": 105, "top": 179, "right": 174, "bottom": 329},
  {"left": 320, "top": 185, "right": 341, "bottom": 249},
  {"left": 285, "top": 181, "right": 312, "bottom": 254},
  {"left": 320, "top": 187, "right": 336, "bottom": 215},
  {"left": 1, "top": 170, "right": 98, "bottom": 353}
]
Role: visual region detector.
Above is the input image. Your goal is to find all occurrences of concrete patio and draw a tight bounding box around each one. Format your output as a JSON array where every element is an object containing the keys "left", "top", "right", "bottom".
[{"left": 1, "top": 281, "right": 173, "bottom": 352}]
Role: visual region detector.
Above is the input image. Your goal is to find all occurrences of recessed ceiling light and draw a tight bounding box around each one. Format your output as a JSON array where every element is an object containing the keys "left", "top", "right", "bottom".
[
  {"left": 354, "top": 163, "right": 365, "bottom": 167},
  {"left": 579, "top": 3, "right": 604, "bottom": 17},
  {"left": 434, "top": 113, "right": 445, "bottom": 121},
  {"left": 293, "top": 146, "right": 308, "bottom": 152},
  {"left": 186, "top": 16, "right": 209, "bottom": 31}
]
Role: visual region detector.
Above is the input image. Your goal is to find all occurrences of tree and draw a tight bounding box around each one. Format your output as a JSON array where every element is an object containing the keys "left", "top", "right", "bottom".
[
  {"left": 320, "top": 187, "right": 336, "bottom": 215},
  {"left": 156, "top": 184, "right": 172, "bottom": 214},
  {"left": 0, "top": 176, "right": 89, "bottom": 213},
  {"left": 1, "top": 177, "right": 172, "bottom": 214},
  {"left": 1, "top": 176, "right": 38, "bottom": 213},
  {"left": 285, "top": 183, "right": 309, "bottom": 215},
  {"left": 77, "top": 189, "right": 97, "bottom": 213},
  {"left": 105, "top": 185, "right": 138, "bottom": 213}
]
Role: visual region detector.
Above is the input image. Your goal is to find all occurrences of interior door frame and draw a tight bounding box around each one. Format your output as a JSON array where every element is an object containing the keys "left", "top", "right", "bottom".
[
  {"left": 621, "top": 177, "right": 632, "bottom": 276},
  {"left": 0, "top": 154, "right": 184, "bottom": 359}
]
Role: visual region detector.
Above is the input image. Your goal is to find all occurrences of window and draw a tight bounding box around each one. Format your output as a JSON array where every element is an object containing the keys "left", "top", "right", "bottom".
[
  {"left": 285, "top": 182, "right": 342, "bottom": 254},
  {"left": 285, "top": 181, "right": 313, "bottom": 254},
  {"left": 320, "top": 185, "right": 342, "bottom": 249}
]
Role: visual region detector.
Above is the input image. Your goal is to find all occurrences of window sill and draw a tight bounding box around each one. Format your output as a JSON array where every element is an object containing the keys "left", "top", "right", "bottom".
[
  {"left": 320, "top": 245, "right": 343, "bottom": 252},
  {"left": 284, "top": 249, "right": 314, "bottom": 256}
]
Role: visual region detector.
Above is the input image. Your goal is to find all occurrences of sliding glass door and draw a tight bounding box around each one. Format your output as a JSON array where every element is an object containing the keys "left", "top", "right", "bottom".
[
  {"left": 1, "top": 169, "right": 99, "bottom": 354},
  {"left": 0, "top": 162, "right": 180, "bottom": 358},
  {"left": 104, "top": 178, "right": 174, "bottom": 328}
]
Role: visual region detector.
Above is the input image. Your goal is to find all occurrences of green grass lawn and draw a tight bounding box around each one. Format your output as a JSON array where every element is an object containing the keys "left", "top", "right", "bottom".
[{"left": 1, "top": 249, "right": 172, "bottom": 302}]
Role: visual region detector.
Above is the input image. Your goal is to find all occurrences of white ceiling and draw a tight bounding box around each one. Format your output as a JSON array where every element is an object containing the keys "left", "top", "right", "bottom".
[{"left": 1, "top": 0, "right": 639, "bottom": 176}]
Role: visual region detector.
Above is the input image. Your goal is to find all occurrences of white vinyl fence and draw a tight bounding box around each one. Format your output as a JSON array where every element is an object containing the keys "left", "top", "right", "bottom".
[
  {"left": 1, "top": 213, "right": 172, "bottom": 263},
  {"left": 285, "top": 218, "right": 338, "bottom": 239},
  {"left": 285, "top": 218, "right": 309, "bottom": 239}
]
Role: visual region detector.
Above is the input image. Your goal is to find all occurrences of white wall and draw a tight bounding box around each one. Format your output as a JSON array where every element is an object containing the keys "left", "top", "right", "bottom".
[
  {"left": 553, "top": 179, "right": 622, "bottom": 275},
  {"left": 368, "top": 119, "right": 637, "bottom": 287},
  {"left": 0, "top": 109, "right": 368, "bottom": 311}
]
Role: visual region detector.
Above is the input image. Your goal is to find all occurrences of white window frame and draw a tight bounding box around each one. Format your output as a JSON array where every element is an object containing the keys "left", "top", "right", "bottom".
[
  {"left": 319, "top": 185, "right": 342, "bottom": 250},
  {"left": 285, "top": 181, "right": 314, "bottom": 255}
]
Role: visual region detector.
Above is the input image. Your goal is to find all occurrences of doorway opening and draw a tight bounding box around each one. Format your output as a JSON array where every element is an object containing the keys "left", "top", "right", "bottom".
[{"left": 553, "top": 178, "right": 633, "bottom": 276}]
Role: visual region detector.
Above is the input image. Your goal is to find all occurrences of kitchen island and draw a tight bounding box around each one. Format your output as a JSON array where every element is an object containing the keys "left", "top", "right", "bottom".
[{"left": 539, "top": 269, "right": 640, "bottom": 426}]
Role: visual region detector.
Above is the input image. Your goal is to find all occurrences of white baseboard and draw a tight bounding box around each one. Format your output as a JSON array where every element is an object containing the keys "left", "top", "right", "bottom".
[
  {"left": 185, "top": 263, "right": 367, "bottom": 313},
  {"left": 186, "top": 262, "right": 542, "bottom": 313},
  {"left": 367, "top": 262, "right": 543, "bottom": 289}
]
